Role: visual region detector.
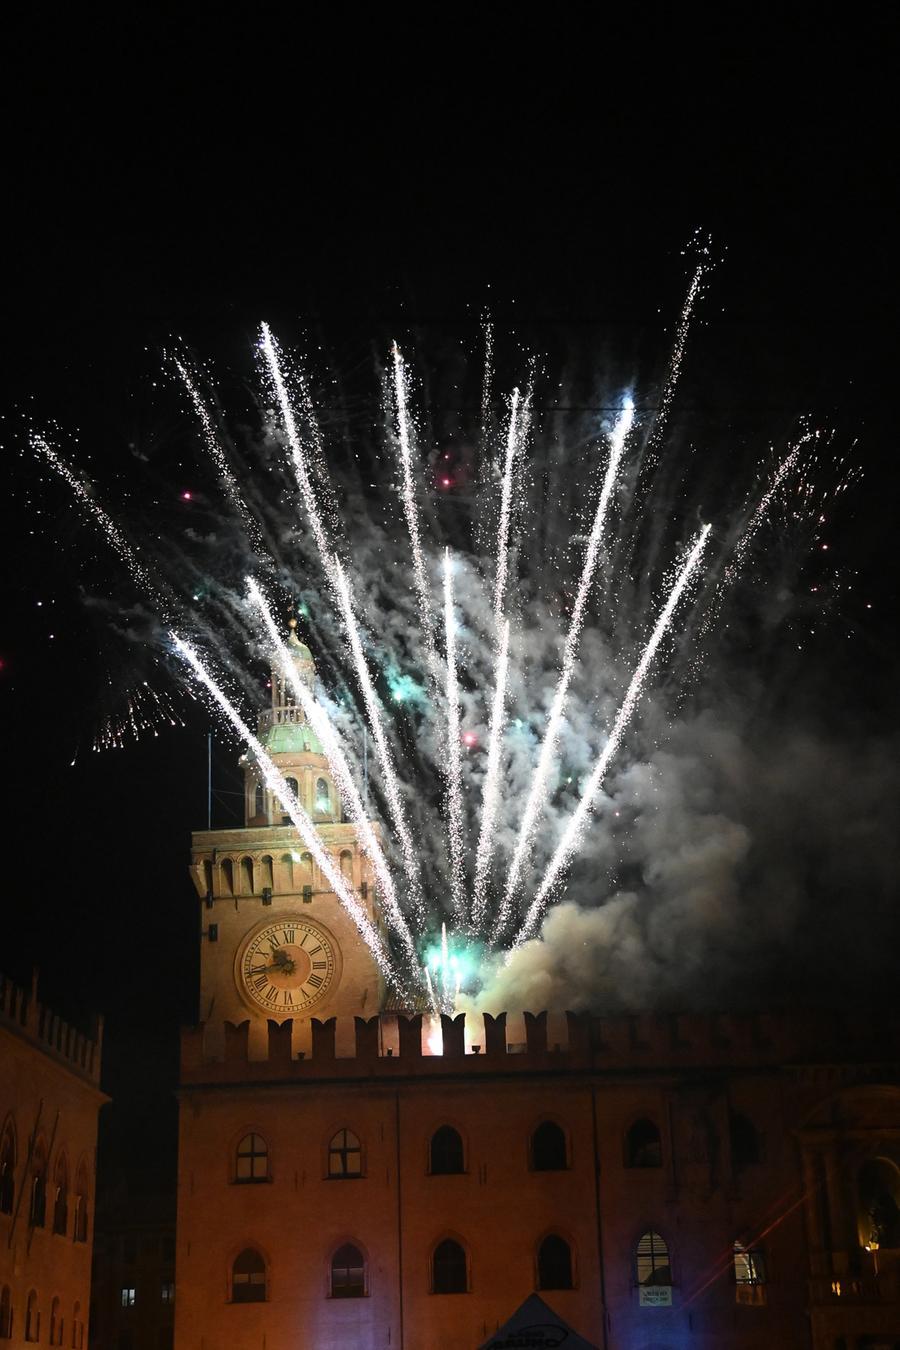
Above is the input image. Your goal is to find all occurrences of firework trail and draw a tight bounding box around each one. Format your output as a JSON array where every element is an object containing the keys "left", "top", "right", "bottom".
[
  {"left": 471, "top": 617, "right": 510, "bottom": 931},
  {"left": 391, "top": 342, "right": 437, "bottom": 673},
  {"left": 173, "top": 356, "right": 266, "bottom": 555},
  {"left": 332, "top": 557, "right": 424, "bottom": 923},
  {"left": 442, "top": 550, "right": 467, "bottom": 924},
  {"left": 259, "top": 322, "right": 336, "bottom": 582},
  {"left": 480, "top": 315, "right": 494, "bottom": 447},
  {"left": 494, "top": 399, "right": 635, "bottom": 938},
  {"left": 171, "top": 635, "right": 405, "bottom": 992},
  {"left": 30, "top": 432, "right": 160, "bottom": 605},
  {"left": 511, "top": 523, "right": 712, "bottom": 947},
  {"left": 493, "top": 388, "right": 525, "bottom": 632},
  {"left": 246, "top": 577, "right": 418, "bottom": 966},
  {"left": 642, "top": 237, "right": 712, "bottom": 466}
]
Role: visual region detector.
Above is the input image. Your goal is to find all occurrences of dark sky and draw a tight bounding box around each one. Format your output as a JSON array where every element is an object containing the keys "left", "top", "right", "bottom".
[{"left": 1, "top": 13, "right": 897, "bottom": 1185}]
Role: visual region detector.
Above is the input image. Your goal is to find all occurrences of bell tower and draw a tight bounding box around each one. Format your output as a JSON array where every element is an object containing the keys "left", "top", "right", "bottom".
[{"left": 188, "top": 622, "right": 384, "bottom": 1058}]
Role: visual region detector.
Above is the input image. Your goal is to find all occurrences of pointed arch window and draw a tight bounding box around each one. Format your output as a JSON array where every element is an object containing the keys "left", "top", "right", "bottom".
[
  {"left": 235, "top": 1134, "right": 269, "bottom": 1184},
  {"left": 330, "top": 1243, "right": 366, "bottom": 1298},
  {"left": 531, "top": 1120, "right": 568, "bottom": 1171},
  {"left": 537, "top": 1233, "right": 573, "bottom": 1289},
  {"left": 0, "top": 1285, "right": 11, "bottom": 1340},
  {"left": 625, "top": 1118, "right": 662, "bottom": 1168},
  {"left": 50, "top": 1296, "right": 62, "bottom": 1346},
  {"left": 53, "top": 1154, "right": 69, "bottom": 1234},
  {"left": 0, "top": 1124, "right": 15, "bottom": 1214},
  {"left": 231, "top": 1248, "right": 266, "bottom": 1303},
  {"left": 429, "top": 1126, "right": 464, "bottom": 1175},
  {"left": 328, "top": 1129, "right": 362, "bottom": 1178},
  {"left": 636, "top": 1230, "right": 671, "bottom": 1286},
  {"left": 25, "top": 1290, "right": 39, "bottom": 1342},
  {"left": 432, "top": 1239, "right": 468, "bottom": 1294}
]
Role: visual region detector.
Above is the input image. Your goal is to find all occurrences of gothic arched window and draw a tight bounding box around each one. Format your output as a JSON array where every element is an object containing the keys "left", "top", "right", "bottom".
[
  {"left": 625, "top": 1118, "right": 662, "bottom": 1168},
  {"left": 537, "top": 1234, "right": 574, "bottom": 1290},
  {"left": 636, "top": 1230, "right": 671, "bottom": 1286},
  {"left": 25, "top": 1290, "right": 39, "bottom": 1342},
  {"left": 231, "top": 1249, "right": 266, "bottom": 1303},
  {"left": 330, "top": 1243, "right": 366, "bottom": 1298},
  {"left": 432, "top": 1239, "right": 468, "bottom": 1293},
  {"left": 235, "top": 1134, "right": 269, "bottom": 1184},
  {"left": 328, "top": 1129, "right": 362, "bottom": 1178},
  {"left": 52, "top": 1153, "right": 69, "bottom": 1234},
  {"left": 49, "top": 1296, "right": 61, "bottom": 1346},
  {"left": 0, "top": 1123, "right": 15, "bottom": 1215},
  {"left": 429, "top": 1126, "right": 464, "bottom": 1175},
  {"left": 531, "top": 1121, "right": 568, "bottom": 1171}
]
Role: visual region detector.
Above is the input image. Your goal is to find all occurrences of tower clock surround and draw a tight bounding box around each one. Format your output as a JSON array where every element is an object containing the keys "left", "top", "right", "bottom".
[{"left": 235, "top": 913, "right": 341, "bottom": 1017}]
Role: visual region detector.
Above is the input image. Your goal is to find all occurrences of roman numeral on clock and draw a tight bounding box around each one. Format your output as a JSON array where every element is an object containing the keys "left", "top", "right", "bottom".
[
  {"left": 283, "top": 928, "right": 295, "bottom": 943},
  {"left": 307, "top": 974, "right": 323, "bottom": 989},
  {"left": 312, "top": 961, "right": 327, "bottom": 970}
]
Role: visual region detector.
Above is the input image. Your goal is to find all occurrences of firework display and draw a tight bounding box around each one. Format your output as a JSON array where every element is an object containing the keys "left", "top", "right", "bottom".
[{"left": 24, "top": 260, "right": 848, "bottom": 1015}]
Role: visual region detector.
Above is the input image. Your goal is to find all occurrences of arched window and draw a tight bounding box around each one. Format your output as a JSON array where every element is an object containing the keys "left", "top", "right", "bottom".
[
  {"left": 858, "top": 1158, "right": 900, "bottom": 1249},
  {"left": 430, "top": 1126, "right": 464, "bottom": 1175},
  {"left": 221, "top": 858, "right": 234, "bottom": 896},
  {"left": 53, "top": 1154, "right": 69, "bottom": 1234},
  {"left": 315, "top": 778, "right": 330, "bottom": 814},
  {"left": 285, "top": 777, "right": 299, "bottom": 798},
  {"left": 531, "top": 1121, "right": 567, "bottom": 1171},
  {"left": 537, "top": 1234, "right": 573, "bottom": 1290},
  {"left": 73, "top": 1164, "right": 89, "bottom": 1243},
  {"left": 636, "top": 1231, "right": 671, "bottom": 1286},
  {"left": 71, "top": 1302, "right": 81, "bottom": 1349},
  {"left": 730, "top": 1112, "right": 761, "bottom": 1170},
  {"left": 254, "top": 783, "right": 265, "bottom": 820},
  {"left": 330, "top": 1243, "right": 366, "bottom": 1298},
  {"left": 49, "top": 1296, "right": 61, "bottom": 1346},
  {"left": 231, "top": 1248, "right": 266, "bottom": 1303},
  {"left": 25, "top": 1290, "right": 39, "bottom": 1342},
  {"left": 280, "top": 853, "right": 294, "bottom": 888},
  {"left": 235, "top": 1134, "right": 268, "bottom": 1184},
  {"left": 240, "top": 857, "right": 254, "bottom": 894},
  {"left": 29, "top": 1141, "right": 47, "bottom": 1228},
  {"left": 626, "top": 1118, "right": 662, "bottom": 1168},
  {"left": 0, "top": 1124, "right": 15, "bottom": 1214},
  {"left": 432, "top": 1239, "right": 468, "bottom": 1294},
  {"left": 339, "top": 850, "right": 353, "bottom": 879},
  {"left": 0, "top": 1285, "right": 12, "bottom": 1340},
  {"left": 260, "top": 855, "right": 274, "bottom": 890},
  {"left": 328, "top": 1129, "right": 362, "bottom": 1178}
]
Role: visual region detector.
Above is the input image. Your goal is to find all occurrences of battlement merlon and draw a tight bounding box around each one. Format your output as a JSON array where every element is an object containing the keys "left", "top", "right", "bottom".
[
  {"left": 180, "top": 1007, "right": 900, "bottom": 1084},
  {"left": 0, "top": 970, "right": 104, "bottom": 1088}
]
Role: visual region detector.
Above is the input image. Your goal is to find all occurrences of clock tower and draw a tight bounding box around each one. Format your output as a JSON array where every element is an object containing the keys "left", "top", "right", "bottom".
[{"left": 187, "top": 622, "right": 384, "bottom": 1059}]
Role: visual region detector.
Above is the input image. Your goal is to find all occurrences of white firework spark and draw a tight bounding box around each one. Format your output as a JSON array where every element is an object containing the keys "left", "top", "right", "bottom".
[
  {"left": 442, "top": 549, "right": 467, "bottom": 925},
  {"left": 471, "top": 617, "right": 510, "bottom": 931}
]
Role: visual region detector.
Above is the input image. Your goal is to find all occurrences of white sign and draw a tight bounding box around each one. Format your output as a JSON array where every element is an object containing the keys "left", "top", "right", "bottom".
[{"left": 639, "top": 1285, "right": 673, "bottom": 1307}]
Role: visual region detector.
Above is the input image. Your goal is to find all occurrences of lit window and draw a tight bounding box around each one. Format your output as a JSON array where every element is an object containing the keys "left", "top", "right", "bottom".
[
  {"left": 636, "top": 1231, "right": 671, "bottom": 1286},
  {"left": 734, "top": 1243, "right": 766, "bottom": 1303},
  {"left": 537, "top": 1234, "right": 573, "bottom": 1290},
  {"left": 432, "top": 1239, "right": 468, "bottom": 1294},
  {"left": 429, "top": 1126, "right": 464, "bottom": 1175},
  {"left": 328, "top": 1129, "right": 362, "bottom": 1178},
  {"left": 120, "top": 1288, "right": 136, "bottom": 1308},
  {"left": 232, "top": 1249, "right": 266, "bottom": 1303},
  {"left": 235, "top": 1133, "right": 269, "bottom": 1183},
  {"left": 531, "top": 1121, "right": 567, "bottom": 1171},
  {"left": 330, "top": 1243, "right": 366, "bottom": 1298},
  {"left": 625, "top": 1119, "right": 662, "bottom": 1168},
  {"left": 315, "top": 778, "right": 330, "bottom": 813},
  {"left": 161, "top": 1282, "right": 175, "bottom": 1304}
]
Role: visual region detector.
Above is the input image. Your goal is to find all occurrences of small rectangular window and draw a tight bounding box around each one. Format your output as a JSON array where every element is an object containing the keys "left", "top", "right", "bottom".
[
  {"left": 120, "top": 1287, "right": 136, "bottom": 1308},
  {"left": 734, "top": 1246, "right": 767, "bottom": 1304},
  {"left": 161, "top": 1282, "right": 175, "bottom": 1304}
]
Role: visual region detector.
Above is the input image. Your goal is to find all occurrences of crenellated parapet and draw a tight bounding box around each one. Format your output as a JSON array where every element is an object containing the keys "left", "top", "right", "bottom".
[
  {"left": 180, "top": 1006, "right": 900, "bottom": 1085},
  {"left": 0, "top": 970, "right": 103, "bottom": 1086}
]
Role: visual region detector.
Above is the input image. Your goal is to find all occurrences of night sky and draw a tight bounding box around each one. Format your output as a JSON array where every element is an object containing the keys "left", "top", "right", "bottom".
[{"left": 1, "top": 13, "right": 897, "bottom": 1190}]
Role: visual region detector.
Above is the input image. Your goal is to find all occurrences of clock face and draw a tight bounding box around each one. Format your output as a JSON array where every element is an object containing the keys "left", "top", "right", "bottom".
[{"left": 236, "top": 917, "right": 338, "bottom": 1016}]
